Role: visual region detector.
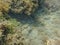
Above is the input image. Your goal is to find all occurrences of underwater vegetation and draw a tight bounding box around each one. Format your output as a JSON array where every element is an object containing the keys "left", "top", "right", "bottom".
[
  {"left": 0, "top": 0, "right": 60, "bottom": 45},
  {"left": 0, "top": 0, "right": 44, "bottom": 15}
]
